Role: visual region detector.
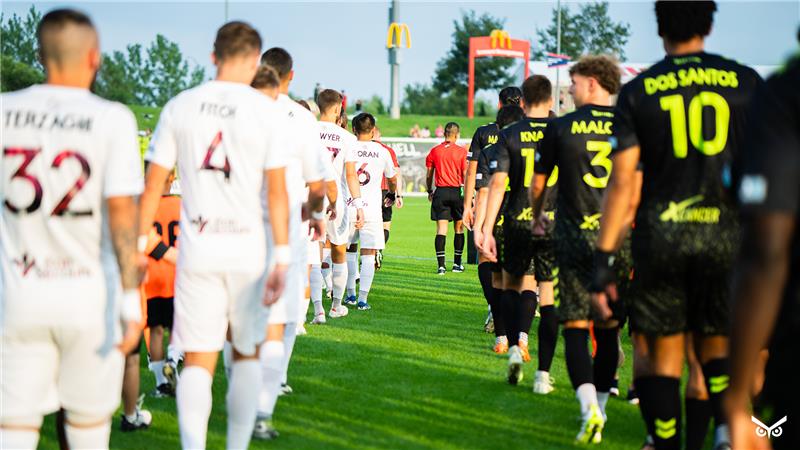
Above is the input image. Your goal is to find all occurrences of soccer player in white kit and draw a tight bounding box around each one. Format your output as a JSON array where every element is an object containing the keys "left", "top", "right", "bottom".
[
  {"left": 347, "top": 113, "right": 399, "bottom": 310},
  {"left": 138, "top": 22, "right": 291, "bottom": 450},
  {"left": 317, "top": 89, "right": 364, "bottom": 318},
  {"left": 251, "top": 51, "right": 327, "bottom": 440},
  {"left": 0, "top": 9, "right": 144, "bottom": 449}
]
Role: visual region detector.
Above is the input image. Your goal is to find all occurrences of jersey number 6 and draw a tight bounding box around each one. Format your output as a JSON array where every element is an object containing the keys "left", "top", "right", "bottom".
[{"left": 357, "top": 163, "right": 370, "bottom": 186}]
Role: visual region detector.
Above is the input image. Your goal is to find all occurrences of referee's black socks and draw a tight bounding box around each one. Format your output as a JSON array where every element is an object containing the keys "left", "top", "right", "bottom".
[
  {"left": 636, "top": 376, "right": 681, "bottom": 450},
  {"left": 384, "top": 229, "right": 390, "bottom": 244},
  {"left": 434, "top": 234, "right": 446, "bottom": 268},
  {"left": 453, "top": 233, "right": 464, "bottom": 266}
]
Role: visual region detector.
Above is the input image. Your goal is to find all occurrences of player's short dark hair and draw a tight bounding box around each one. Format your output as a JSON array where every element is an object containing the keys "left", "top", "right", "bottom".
[
  {"left": 444, "top": 122, "right": 460, "bottom": 137},
  {"left": 569, "top": 55, "right": 621, "bottom": 95},
  {"left": 297, "top": 99, "right": 311, "bottom": 111},
  {"left": 37, "top": 9, "right": 95, "bottom": 64},
  {"left": 260, "top": 47, "right": 293, "bottom": 80},
  {"left": 214, "top": 21, "right": 261, "bottom": 62},
  {"left": 499, "top": 86, "right": 523, "bottom": 106},
  {"left": 655, "top": 1, "right": 717, "bottom": 43},
  {"left": 251, "top": 65, "right": 280, "bottom": 90},
  {"left": 352, "top": 113, "right": 376, "bottom": 135},
  {"left": 496, "top": 105, "right": 525, "bottom": 129},
  {"left": 521, "top": 75, "right": 552, "bottom": 107},
  {"left": 317, "top": 89, "right": 343, "bottom": 114}
]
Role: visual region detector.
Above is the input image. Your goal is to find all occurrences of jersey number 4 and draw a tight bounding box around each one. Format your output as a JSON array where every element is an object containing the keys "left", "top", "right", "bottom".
[
  {"left": 660, "top": 92, "right": 730, "bottom": 158},
  {"left": 3, "top": 147, "right": 92, "bottom": 216},
  {"left": 200, "top": 131, "right": 231, "bottom": 180}
]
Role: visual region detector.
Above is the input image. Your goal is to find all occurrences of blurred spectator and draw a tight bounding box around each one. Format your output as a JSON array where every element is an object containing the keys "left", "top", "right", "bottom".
[
  {"left": 355, "top": 99, "right": 363, "bottom": 113},
  {"left": 435, "top": 124, "right": 444, "bottom": 138},
  {"left": 409, "top": 124, "right": 421, "bottom": 138},
  {"left": 314, "top": 82, "right": 322, "bottom": 101},
  {"left": 420, "top": 126, "right": 431, "bottom": 138}
]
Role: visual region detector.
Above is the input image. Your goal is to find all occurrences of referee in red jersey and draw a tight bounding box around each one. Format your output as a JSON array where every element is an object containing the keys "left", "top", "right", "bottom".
[{"left": 426, "top": 122, "right": 468, "bottom": 274}]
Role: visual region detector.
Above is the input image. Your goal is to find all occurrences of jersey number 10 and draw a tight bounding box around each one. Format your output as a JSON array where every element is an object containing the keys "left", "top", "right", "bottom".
[{"left": 660, "top": 91, "right": 730, "bottom": 158}]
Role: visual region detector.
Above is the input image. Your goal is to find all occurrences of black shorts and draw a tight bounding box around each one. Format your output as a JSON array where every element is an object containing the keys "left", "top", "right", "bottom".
[
  {"left": 501, "top": 224, "right": 556, "bottom": 281},
  {"left": 555, "top": 221, "right": 631, "bottom": 324},
  {"left": 431, "top": 187, "right": 463, "bottom": 221},
  {"left": 147, "top": 296, "right": 174, "bottom": 329},
  {"left": 627, "top": 220, "right": 739, "bottom": 336},
  {"left": 381, "top": 189, "right": 393, "bottom": 222},
  {"left": 491, "top": 220, "right": 504, "bottom": 273}
]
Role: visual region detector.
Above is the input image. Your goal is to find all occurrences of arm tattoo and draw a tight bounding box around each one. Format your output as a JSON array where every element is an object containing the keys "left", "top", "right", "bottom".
[{"left": 108, "top": 196, "right": 144, "bottom": 290}]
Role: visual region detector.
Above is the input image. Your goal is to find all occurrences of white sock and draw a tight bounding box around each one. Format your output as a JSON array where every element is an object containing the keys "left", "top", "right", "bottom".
[
  {"left": 310, "top": 264, "right": 324, "bottom": 315},
  {"left": 299, "top": 297, "right": 311, "bottom": 324},
  {"left": 222, "top": 341, "right": 233, "bottom": 380},
  {"left": 167, "top": 343, "right": 182, "bottom": 363},
  {"left": 177, "top": 366, "right": 213, "bottom": 450},
  {"left": 258, "top": 340, "right": 285, "bottom": 417},
  {"left": 576, "top": 383, "right": 599, "bottom": 418},
  {"left": 226, "top": 360, "right": 261, "bottom": 450},
  {"left": 65, "top": 421, "right": 111, "bottom": 450},
  {"left": 281, "top": 324, "right": 298, "bottom": 385},
  {"left": 357, "top": 255, "right": 376, "bottom": 301},
  {"left": 322, "top": 249, "right": 332, "bottom": 290},
  {"left": 597, "top": 391, "right": 610, "bottom": 417},
  {"left": 331, "top": 263, "right": 347, "bottom": 308},
  {"left": 0, "top": 428, "right": 40, "bottom": 449},
  {"left": 346, "top": 252, "right": 358, "bottom": 296},
  {"left": 149, "top": 360, "right": 167, "bottom": 385}
]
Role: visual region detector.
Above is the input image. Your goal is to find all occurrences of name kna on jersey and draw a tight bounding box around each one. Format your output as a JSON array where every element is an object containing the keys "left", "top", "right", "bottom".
[
  {"left": 4, "top": 110, "right": 92, "bottom": 132},
  {"left": 520, "top": 130, "right": 544, "bottom": 142},
  {"left": 644, "top": 68, "right": 739, "bottom": 95}
]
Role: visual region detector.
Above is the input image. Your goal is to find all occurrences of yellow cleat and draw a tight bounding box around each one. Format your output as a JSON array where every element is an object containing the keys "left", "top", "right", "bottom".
[{"left": 576, "top": 404, "right": 605, "bottom": 444}]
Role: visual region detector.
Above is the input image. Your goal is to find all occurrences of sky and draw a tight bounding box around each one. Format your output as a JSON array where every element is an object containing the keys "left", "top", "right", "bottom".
[{"left": 3, "top": 1, "right": 799, "bottom": 103}]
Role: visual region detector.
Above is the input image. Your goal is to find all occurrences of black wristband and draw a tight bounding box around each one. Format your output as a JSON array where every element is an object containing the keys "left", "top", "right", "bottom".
[
  {"left": 385, "top": 191, "right": 397, "bottom": 203},
  {"left": 589, "top": 249, "right": 616, "bottom": 293},
  {"left": 148, "top": 241, "right": 169, "bottom": 261}
]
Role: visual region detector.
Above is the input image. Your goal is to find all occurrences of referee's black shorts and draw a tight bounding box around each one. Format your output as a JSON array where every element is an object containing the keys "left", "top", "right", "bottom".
[{"left": 430, "top": 187, "right": 463, "bottom": 222}]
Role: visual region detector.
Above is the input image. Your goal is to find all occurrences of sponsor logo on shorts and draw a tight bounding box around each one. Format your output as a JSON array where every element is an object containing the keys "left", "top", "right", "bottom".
[
  {"left": 659, "top": 195, "right": 720, "bottom": 224},
  {"left": 580, "top": 213, "right": 602, "bottom": 231},
  {"left": 13, "top": 253, "right": 36, "bottom": 277},
  {"left": 752, "top": 415, "right": 787, "bottom": 439}
]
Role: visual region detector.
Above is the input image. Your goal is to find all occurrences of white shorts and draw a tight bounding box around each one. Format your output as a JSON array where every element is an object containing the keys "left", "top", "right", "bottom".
[
  {"left": 266, "top": 258, "right": 304, "bottom": 325},
  {"left": 173, "top": 269, "right": 267, "bottom": 356},
  {"left": 348, "top": 221, "right": 385, "bottom": 250},
  {"left": 326, "top": 205, "right": 351, "bottom": 246},
  {"left": 1, "top": 322, "right": 124, "bottom": 419}
]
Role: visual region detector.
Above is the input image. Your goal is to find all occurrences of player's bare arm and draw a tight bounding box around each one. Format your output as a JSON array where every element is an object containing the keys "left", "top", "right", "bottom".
[
  {"left": 472, "top": 187, "right": 489, "bottom": 249},
  {"left": 138, "top": 163, "right": 172, "bottom": 237},
  {"left": 383, "top": 175, "right": 399, "bottom": 208},
  {"left": 463, "top": 160, "right": 478, "bottom": 228},
  {"left": 264, "top": 166, "right": 290, "bottom": 305},
  {"left": 394, "top": 167, "right": 404, "bottom": 208},
  {"left": 480, "top": 171, "right": 507, "bottom": 259},
  {"left": 345, "top": 161, "right": 364, "bottom": 228},
  {"left": 529, "top": 173, "right": 548, "bottom": 234},
  {"left": 426, "top": 167, "right": 435, "bottom": 202},
  {"left": 325, "top": 179, "right": 338, "bottom": 220},
  {"left": 305, "top": 179, "right": 326, "bottom": 239}
]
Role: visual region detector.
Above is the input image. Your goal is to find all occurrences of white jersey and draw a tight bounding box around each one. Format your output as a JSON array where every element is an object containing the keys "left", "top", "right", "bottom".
[
  {"left": 349, "top": 141, "right": 396, "bottom": 222},
  {"left": 318, "top": 121, "right": 357, "bottom": 216},
  {"left": 1, "top": 85, "right": 142, "bottom": 327},
  {"left": 147, "top": 80, "right": 286, "bottom": 273}
]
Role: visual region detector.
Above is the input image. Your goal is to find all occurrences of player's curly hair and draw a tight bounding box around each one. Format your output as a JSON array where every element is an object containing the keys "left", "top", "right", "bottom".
[
  {"left": 496, "top": 105, "right": 524, "bottom": 129},
  {"left": 655, "top": 1, "right": 717, "bottom": 43},
  {"left": 569, "top": 55, "right": 621, "bottom": 95}
]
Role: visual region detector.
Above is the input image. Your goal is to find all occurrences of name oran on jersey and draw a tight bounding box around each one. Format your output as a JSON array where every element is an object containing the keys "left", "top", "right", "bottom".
[
  {"left": 4, "top": 110, "right": 92, "bottom": 132},
  {"left": 644, "top": 68, "right": 739, "bottom": 95}
]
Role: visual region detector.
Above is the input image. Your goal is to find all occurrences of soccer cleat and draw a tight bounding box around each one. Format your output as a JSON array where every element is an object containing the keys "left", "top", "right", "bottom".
[
  {"left": 375, "top": 250, "right": 383, "bottom": 269},
  {"left": 296, "top": 323, "right": 307, "bottom": 336},
  {"left": 507, "top": 345, "right": 524, "bottom": 385},
  {"left": 151, "top": 383, "right": 175, "bottom": 398},
  {"left": 483, "top": 311, "right": 494, "bottom": 333},
  {"left": 493, "top": 340, "right": 509, "bottom": 354},
  {"left": 610, "top": 378, "right": 620, "bottom": 397},
  {"left": 452, "top": 264, "right": 464, "bottom": 273},
  {"left": 329, "top": 305, "right": 349, "bottom": 318},
  {"left": 252, "top": 417, "right": 279, "bottom": 440},
  {"left": 437, "top": 267, "right": 446, "bottom": 275},
  {"left": 163, "top": 360, "right": 178, "bottom": 392},
  {"left": 311, "top": 312, "right": 327, "bottom": 324},
  {"left": 120, "top": 408, "right": 152, "bottom": 432},
  {"left": 627, "top": 388, "right": 639, "bottom": 405},
  {"left": 533, "top": 370, "right": 555, "bottom": 395},
  {"left": 575, "top": 403, "right": 605, "bottom": 444},
  {"left": 519, "top": 342, "right": 531, "bottom": 363},
  {"left": 279, "top": 383, "right": 293, "bottom": 396},
  {"left": 357, "top": 301, "right": 371, "bottom": 311},
  {"left": 343, "top": 294, "right": 358, "bottom": 306}
]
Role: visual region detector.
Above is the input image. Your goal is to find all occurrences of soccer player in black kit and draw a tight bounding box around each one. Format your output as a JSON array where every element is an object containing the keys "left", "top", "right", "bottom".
[
  {"left": 590, "top": 3, "right": 763, "bottom": 450},
  {"left": 480, "top": 75, "right": 556, "bottom": 391},
  {"left": 726, "top": 43, "right": 800, "bottom": 450},
  {"left": 531, "top": 56, "right": 635, "bottom": 444}
]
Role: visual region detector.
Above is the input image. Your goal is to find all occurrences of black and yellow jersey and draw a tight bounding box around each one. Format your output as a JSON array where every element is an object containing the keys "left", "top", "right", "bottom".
[
  {"left": 494, "top": 117, "right": 551, "bottom": 224},
  {"left": 613, "top": 51, "right": 763, "bottom": 230},
  {"left": 468, "top": 122, "right": 499, "bottom": 162},
  {"left": 536, "top": 104, "right": 615, "bottom": 231}
]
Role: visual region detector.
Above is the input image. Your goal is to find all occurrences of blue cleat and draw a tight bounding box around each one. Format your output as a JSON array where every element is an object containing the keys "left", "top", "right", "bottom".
[
  {"left": 357, "top": 301, "right": 371, "bottom": 311},
  {"left": 343, "top": 295, "right": 357, "bottom": 306}
]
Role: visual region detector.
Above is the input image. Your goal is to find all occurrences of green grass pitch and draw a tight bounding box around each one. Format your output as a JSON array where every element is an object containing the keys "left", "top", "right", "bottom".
[{"left": 37, "top": 197, "right": 709, "bottom": 449}]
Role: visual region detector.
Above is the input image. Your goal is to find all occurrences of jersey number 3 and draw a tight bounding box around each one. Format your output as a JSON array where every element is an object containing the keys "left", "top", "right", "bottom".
[
  {"left": 3, "top": 147, "right": 92, "bottom": 216},
  {"left": 660, "top": 92, "right": 730, "bottom": 158}
]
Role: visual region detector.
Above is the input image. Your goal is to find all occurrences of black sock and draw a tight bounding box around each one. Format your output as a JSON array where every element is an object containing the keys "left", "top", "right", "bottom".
[
  {"left": 636, "top": 376, "right": 682, "bottom": 450},
  {"left": 563, "top": 328, "right": 593, "bottom": 389},
  {"left": 491, "top": 287, "right": 506, "bottom": 337},
  {"left": 537, "top": 305, "right": 558, "bottom": 371},
  {"left": 384, "top": 229, "right": 390, "bottom": 244},
  {"left": 435, "top": 234, "right": 446, "bottom": 268},
  {"left": 453, "top": 233, "right": 465, "bottom": 266},
  {"left": 477, "top": 263, "right": 493, "bottom": 306},
  {"left": 517, "top": 290, "right": 538, "bottom": 337},
  {"left": 685, "top": 398, "right": 712, "bottom": 450},
  {"left": 593, "top": 327, "right": 619, "bottom": 393},
  {"left": 702, "top": 358, "right": 730, "bottom": 429},
  {"left": 501, "top": 290, "right": 520, "bottom": 346}
]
